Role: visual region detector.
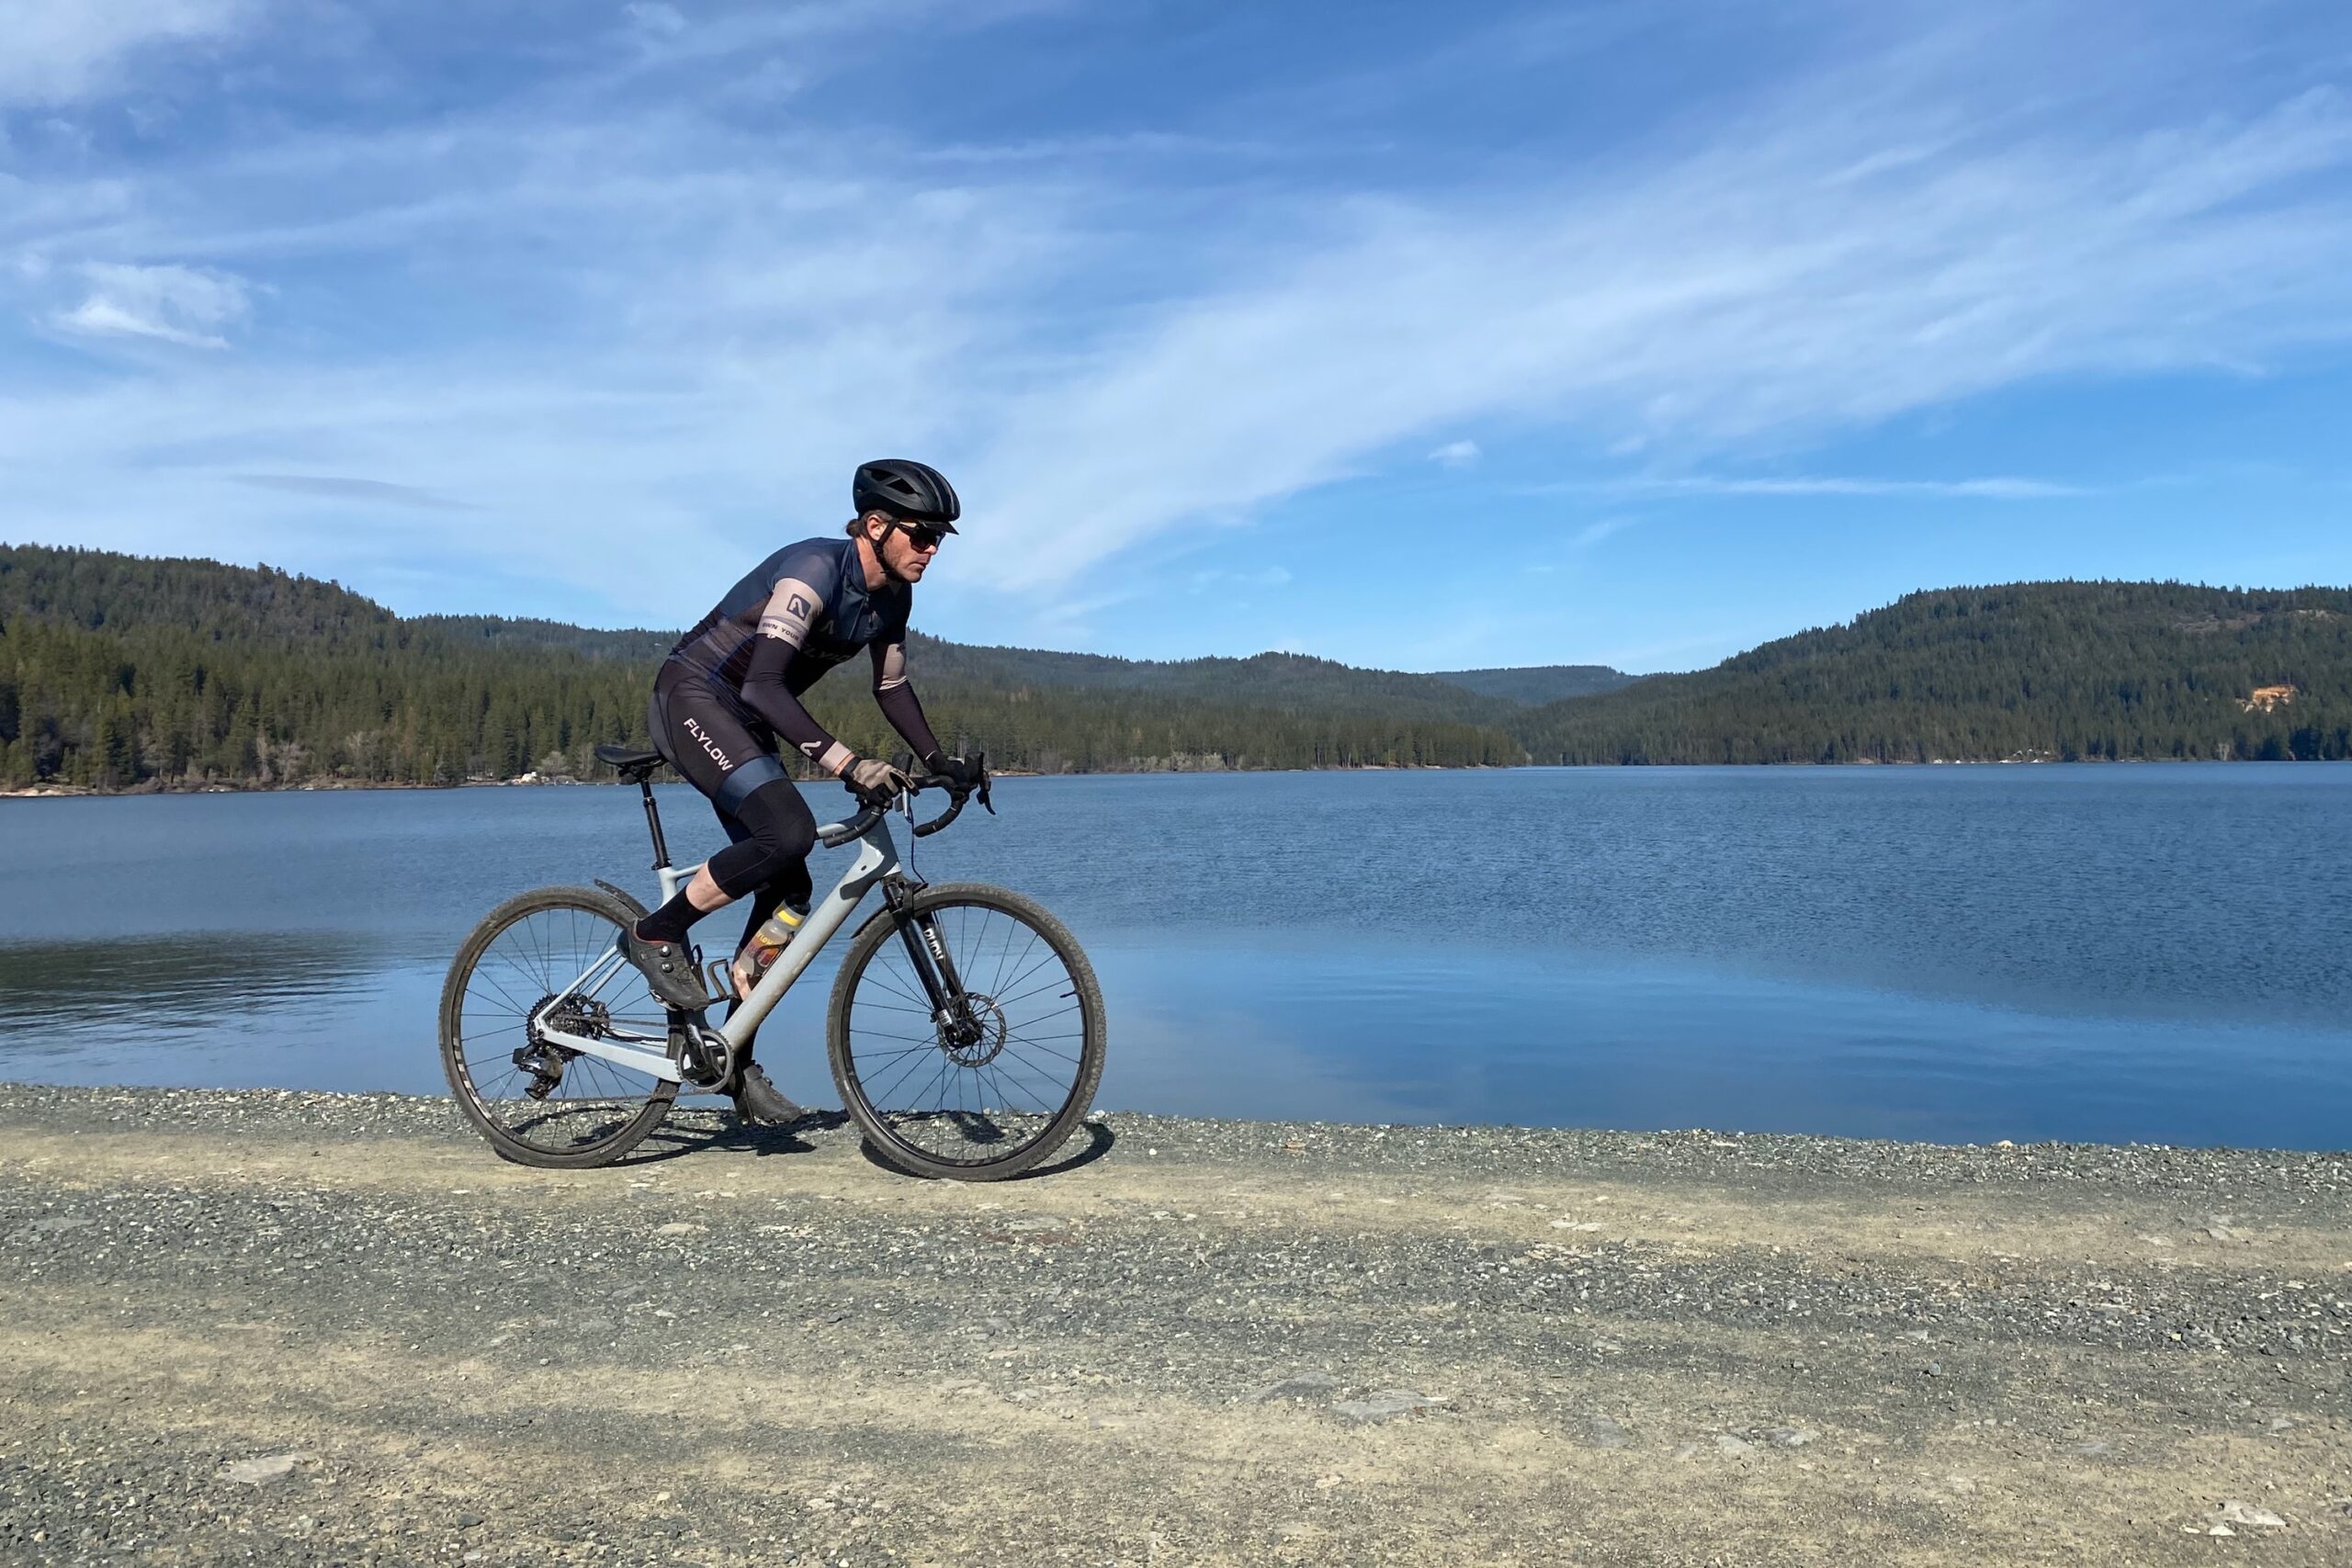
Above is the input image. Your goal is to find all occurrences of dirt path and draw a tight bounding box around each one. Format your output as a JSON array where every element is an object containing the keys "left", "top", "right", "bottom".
[{"left": 3, "top": 1085, "right": 2348, "bottom": 1565}]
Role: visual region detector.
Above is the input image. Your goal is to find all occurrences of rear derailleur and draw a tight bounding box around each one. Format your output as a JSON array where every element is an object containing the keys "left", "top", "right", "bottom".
[{"left": 514, "top": 993, "right": 606, "bottom": 1100}]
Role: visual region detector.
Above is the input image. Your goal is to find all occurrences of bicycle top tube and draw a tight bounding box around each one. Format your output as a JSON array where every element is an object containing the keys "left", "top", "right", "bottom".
[{"left": 818, "top": 804, "right": 887, "bottom": 849}]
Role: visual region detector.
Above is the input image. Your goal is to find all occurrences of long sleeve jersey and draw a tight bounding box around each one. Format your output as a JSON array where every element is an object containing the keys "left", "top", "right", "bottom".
[{"left": 665, "top": 536, "right": 944, "bottom": 773}]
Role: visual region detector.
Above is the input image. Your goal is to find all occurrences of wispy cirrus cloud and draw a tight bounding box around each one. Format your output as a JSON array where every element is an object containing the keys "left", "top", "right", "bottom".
[
  {"left": 1570, "top": 516, "right": 1638, "bottom": 550},
  {"left": 231, "top": 474, "right": 476, "bottom": 511},
  {"left": 1187, "top": 565, "right": 1294, "bottom": 592},
  {"left": 967, "top": 80, "right": 2352, "bottom": 590},
  {"left": 0, "top": 0, "right": 257, "bottom": 106},
  {"left": 621, "top": 3, "right": 687, "bottom": 41},
  {"left": 1586, "top": 475, "right": 2092, "bottom": 500},
  {"left": 51, "top": 262, "right": 251, "bottom": 348}
]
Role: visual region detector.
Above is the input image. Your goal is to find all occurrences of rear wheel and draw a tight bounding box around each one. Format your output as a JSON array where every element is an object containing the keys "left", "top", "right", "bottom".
[
  {"left": 828, "top": 882, "right": 1104, "bottom": 1180},
  {"left": 440, "top": 885, "right": 678, "bottom": 1168}
]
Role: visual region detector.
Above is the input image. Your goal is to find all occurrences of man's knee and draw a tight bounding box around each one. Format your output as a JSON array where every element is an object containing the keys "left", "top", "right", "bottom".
[{"left": 721, "top": 780, "right": 815, "bottom": 892}]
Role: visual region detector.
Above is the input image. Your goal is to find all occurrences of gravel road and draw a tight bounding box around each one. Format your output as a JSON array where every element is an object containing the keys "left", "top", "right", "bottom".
[{"left": 3, "top": 1083, "right": 2348, "bottom": 1566}]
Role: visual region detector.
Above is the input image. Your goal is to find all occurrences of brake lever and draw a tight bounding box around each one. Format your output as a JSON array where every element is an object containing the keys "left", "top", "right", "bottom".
[{"left": 976, "top": 750, "right": 995, "bottom": 815}]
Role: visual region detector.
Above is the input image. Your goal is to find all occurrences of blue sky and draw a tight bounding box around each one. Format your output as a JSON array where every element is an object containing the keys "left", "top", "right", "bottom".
[{"left": 4, "top": 1, "right": 2349, "bottom": 673}]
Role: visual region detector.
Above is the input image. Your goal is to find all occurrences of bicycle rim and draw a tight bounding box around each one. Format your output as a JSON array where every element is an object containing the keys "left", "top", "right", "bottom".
[
  {"left": 440, "top": 886, "right": 676, "bottom": 1168},
  {"left": 829, "top": 884, "right": 1104, "bottom": 1179}
]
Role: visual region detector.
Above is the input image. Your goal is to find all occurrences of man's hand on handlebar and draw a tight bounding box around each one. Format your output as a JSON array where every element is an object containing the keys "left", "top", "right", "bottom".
[
  {"left": 844, "top": 755, "right": 911, "bottom": 809},
  {"left": 833, "top": 752, "right": 991, "bottom": 839},
  {"left": 925, "top": 751, "right": 986, "bottom": 795}
]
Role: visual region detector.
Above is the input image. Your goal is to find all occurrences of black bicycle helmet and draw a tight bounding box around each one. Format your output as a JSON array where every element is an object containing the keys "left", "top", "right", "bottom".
[{"left": 853, "top": 458, "right": 960, "bottom": 530}]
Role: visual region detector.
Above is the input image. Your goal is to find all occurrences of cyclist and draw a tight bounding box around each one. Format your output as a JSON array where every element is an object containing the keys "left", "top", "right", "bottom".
[{"left": 619, "top": 457, "right": 983, "bottom": 1123}]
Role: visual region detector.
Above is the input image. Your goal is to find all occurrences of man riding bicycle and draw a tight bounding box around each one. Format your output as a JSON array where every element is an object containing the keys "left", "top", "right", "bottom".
[{"left": 618, "top": 457, "right": 982, "bottom": 1124}]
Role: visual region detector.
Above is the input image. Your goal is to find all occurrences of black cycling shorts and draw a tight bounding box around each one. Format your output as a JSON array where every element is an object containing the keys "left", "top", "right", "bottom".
[{"left": 648, "top": 662, "right": 792, "bottom": 816}]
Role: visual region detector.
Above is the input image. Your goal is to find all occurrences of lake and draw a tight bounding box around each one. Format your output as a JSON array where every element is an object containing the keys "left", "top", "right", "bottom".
[{"left": 1, "top": 765, "right": 2346, "bottom": 1147}]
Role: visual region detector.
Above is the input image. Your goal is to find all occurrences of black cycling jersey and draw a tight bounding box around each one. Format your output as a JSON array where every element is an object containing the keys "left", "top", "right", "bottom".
[
  {"left": 672, "top": 536, "right": 907, "bottom": 701},
  {"left": 654, "top": 536, "right": 943, "bottom": 801}
]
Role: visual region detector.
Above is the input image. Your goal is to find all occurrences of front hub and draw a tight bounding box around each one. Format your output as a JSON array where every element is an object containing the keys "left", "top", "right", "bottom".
[{"left": 940, "top": 992, "right": 1009, "bottom": 1066}]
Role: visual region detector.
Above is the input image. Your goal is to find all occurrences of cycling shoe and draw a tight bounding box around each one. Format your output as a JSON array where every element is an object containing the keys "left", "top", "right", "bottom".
[
  {"left": 615, "top": 925, "right": 711, "bottom": 1011},
  {"left": 729, "top": 1061, "right": 805, "bottom": 1126}
]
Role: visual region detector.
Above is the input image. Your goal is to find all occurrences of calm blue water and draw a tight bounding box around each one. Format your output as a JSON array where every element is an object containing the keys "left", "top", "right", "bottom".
[{"left": 1, "top": 766, "right": 2346, "bottom": 1147}]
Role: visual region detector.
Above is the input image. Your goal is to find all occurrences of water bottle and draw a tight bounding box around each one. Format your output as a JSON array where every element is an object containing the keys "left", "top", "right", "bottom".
[{"left": 729, "top": 899, "right": 808, "bottom": 998}]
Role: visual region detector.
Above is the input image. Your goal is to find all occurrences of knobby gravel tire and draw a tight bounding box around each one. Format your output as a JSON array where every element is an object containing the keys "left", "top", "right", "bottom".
[
  {"left": 827, "top": 881, "right": 1105, "bottom": 1180},
  {"left": 440, "top": 884, "right": 678, "bottom": 1168}
]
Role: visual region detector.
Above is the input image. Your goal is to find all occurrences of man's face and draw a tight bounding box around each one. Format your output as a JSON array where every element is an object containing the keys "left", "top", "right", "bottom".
[{"left": 875, "top": 516, "right": 943, "bottom": 581}]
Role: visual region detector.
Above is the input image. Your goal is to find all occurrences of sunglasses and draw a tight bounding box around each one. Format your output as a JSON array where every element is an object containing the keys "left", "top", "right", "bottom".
[{"left": 893, "top": 522, "right": 947, "bottom": 551}]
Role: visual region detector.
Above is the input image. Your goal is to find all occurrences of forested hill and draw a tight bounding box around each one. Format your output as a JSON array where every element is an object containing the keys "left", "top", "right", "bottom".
[
  {"left": 7, "top": 545, "right": 2349, "bottom": 792},
  {"left": 1429, "top": 664, "right": 1640, "bottom": 705},
  {"left": 1516, "top": 581, "right": 2352, "bottom": 763},
  {"left": 0, "top": 544, "right": 1523, "bottom": 789},
  {"left": 898, "top": 635, "right": 1546, "bottom": 726},
  {"left": 407, "top": 615, "right": 675, "bottom": 662}
]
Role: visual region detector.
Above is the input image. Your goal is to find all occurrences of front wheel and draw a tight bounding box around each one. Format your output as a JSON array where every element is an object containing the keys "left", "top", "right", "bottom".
[{"left": 828, "top": 882, "right": 1105, "bottom": 1180}]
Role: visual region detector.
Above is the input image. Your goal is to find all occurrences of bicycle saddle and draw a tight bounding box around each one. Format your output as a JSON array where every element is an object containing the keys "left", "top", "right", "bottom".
[{"left": 594, "top": 744, "right": 667, "bottom": 782}]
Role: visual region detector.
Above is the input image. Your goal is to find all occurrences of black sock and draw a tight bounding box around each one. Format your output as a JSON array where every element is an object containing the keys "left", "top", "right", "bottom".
[{"left": 634, "top": 887, "right": 704, "bottom": 945}]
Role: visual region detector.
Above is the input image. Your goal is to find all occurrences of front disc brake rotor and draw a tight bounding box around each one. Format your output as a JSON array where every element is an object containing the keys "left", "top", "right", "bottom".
[{"left": 940, "top": 992, "right": 1009, "bottom": 1067}]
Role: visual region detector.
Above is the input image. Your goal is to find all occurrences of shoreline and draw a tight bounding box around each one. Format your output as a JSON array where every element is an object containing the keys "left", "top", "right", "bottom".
[
  {"left": 4, "top": 1083, "right": 2346, "bottom": 1564},
  {"left": 7, "top": 754, "right": 2347, "bottom": 800},
  {"left": 2, "top": 1078, "right": 2347, "bottom": 1158}
]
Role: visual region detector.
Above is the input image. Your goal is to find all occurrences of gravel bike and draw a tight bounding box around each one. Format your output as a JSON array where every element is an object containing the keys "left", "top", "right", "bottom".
[{"left": 438, "top": 748, "right": 1105, "bottom": 1179}]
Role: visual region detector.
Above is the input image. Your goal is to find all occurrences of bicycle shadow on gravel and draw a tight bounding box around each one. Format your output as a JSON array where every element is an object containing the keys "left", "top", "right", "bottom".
[
  {"left": 607, "top": 1110, "right": 848, "bottom": 1167},
  {"left": 854, "top": 1117, "right": 1116, "bottom": 1181},
  {"left": 601, "top": 1111, "right": 1115, "bottom": 1179}
]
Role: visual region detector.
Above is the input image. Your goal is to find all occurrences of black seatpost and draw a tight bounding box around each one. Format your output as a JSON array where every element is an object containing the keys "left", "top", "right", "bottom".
[{"left": 639, "top": 777, "right": 673, "bottom": 870}]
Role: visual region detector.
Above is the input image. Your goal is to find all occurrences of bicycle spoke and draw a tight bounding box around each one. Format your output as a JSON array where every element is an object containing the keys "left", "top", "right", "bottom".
[
  {"left": 849, "top": 1025, "right": 951, "bottom": 1045},
  {"left": 864, "top": 962, "right": 934, "bottom": 1011},
  {"left": 846, "top": 1041, "right": 943, "bottom": 1065},
  {"left": 865, "top": 1041, "right": 948, "bottom": 1110},
  {"left": 999, "top": 1036, "right": 1082, "bottom": 1069}
]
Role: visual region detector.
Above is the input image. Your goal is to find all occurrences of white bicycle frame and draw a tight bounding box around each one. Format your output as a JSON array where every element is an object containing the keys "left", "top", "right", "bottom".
[{"left": 527, "top": 809, "right": 901, "bottom": 1083}]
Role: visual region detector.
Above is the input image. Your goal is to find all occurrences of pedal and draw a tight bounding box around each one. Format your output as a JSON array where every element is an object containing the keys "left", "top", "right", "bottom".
[{"left": 687, "top": 942, "right": 729, "bottom": 1009}]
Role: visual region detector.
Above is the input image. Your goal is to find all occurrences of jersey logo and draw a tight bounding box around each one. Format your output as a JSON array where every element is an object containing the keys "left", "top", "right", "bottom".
[{"left": 786, "top": 593, "right": 810, "bottom": 619}]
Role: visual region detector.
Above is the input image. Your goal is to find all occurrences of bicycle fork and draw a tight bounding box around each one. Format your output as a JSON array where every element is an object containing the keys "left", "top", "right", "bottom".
[{"left": 882, "top": 878, "right": 984, "bottom": 1047}]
